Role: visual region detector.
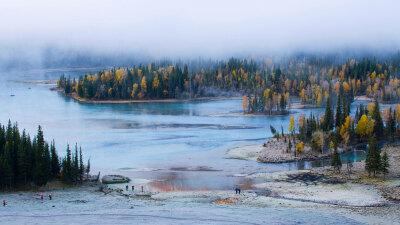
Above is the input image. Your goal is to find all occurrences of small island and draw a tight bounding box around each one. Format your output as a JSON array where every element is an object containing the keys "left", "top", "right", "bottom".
[{"left": 55, "top": 56, "right": 400, "bottom": 115}]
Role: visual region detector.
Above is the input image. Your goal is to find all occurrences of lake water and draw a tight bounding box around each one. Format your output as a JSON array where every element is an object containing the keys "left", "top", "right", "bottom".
[{"left": 0, "top": 68, "right": 368, "bottom": 191}]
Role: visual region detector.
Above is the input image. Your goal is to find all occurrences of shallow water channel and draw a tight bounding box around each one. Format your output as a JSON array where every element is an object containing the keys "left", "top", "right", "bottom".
[{"left": 0, "top": 68, "right": 372, "bottom": 191}]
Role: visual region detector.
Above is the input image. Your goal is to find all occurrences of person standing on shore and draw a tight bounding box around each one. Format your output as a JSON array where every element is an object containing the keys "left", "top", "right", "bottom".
[{"left": 3, "top": 200, "right": 6, "bottom": 206}]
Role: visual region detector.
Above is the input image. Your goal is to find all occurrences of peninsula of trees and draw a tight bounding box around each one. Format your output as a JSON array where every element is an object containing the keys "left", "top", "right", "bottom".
[
  {"left": 58, "top": 54, "right": 400, "bottom": 114},
  {"left": 270, "top": 93, "right": 394, "bottom": 177},
  {"left": 0, "top": 121, "right": 89, "bottom": 190}
]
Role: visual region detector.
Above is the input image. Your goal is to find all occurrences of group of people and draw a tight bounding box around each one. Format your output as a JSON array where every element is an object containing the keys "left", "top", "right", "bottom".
[
  {"left": 41, "top": 194, "right": 52, "bottom": 200},
  {"left": 126, "top": 185, "right": 144, "bottom": 192},
  {"left": 3, "top": 193, "right": 52, "bottom": 207},
  {"left": 235, "top": 188, "right": 241, "bottom": 194}
]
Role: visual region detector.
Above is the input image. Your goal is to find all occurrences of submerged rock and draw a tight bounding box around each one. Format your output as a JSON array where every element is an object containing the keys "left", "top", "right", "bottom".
[{"left": 102, "top": 175, "right": 130, "bottom": 184}]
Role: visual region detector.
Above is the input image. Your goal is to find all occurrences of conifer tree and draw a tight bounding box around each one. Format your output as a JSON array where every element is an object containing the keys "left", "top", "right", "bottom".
[
  {"left": 17, "top": 130, "right": 31, "bottom": 185},
  {"left": 381, "top": 151, "right": 389, "bottom": 179},
  {"left": 335, "top": 96, "right": 343, "bottom": 128},
  {"left": 34, "top": 125, "right": 48, "bottom": 186},
  {"left": 3, "top": 143, "right": 14, "bottom": 189},
  {"left": 50, "top": 140, "right": 60, "bottom": 178},
  {"left": 331, "top": 141, "right": 342, "bottom": 172},
  {"left": 74, "top": 144, "right": 79, "bottom": 183},
  {"left": 62, "top": 144, "right": 72, "bottom": 183},
  {"left": 86, "top": 158, "right": 91, "bottom": 180},
  {"left": 280, "top": 93, "right": 286, "bottom": 110},
  {"left": 323, "top": 100, "right": 333, "bottom": 131},
  {"left": 365, "top": 136, "right": 381, "bottom": 177},
  {"left": 372, "top": 100, "right": 384, "bottom": 139},
  {"left": 79, "top": 146, "right": 84, "bottom": 184}
]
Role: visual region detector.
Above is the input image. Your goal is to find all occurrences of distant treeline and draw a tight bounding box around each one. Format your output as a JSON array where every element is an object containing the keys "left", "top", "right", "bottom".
[
  {"left": 0, "top": 121, "right": 89, "bottom": 190},
  {"left": 58, "top": 54, "right": 400, "bottom": 114}
]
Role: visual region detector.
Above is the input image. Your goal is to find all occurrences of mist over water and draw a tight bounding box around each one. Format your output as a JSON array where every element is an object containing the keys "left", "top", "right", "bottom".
[{"left": 1, "top": 0, "right": 400, "bottom": 71}]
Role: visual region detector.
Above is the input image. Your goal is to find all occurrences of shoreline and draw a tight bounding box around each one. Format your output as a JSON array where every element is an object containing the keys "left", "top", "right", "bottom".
[
  {"left": 227, "top": 138, "right": 356, "bottom": 163},
  {"left": 51, "top": 87, "right": 242, "bottom": 104},
  {"left": 1, "top": 143, "right": 399, "bottom": 224},
  {"left": 2, "top": 166, "right": 398, "bottom": 224}
]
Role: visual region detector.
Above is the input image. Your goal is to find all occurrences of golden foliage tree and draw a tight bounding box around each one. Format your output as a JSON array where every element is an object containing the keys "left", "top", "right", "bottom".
[
  {"left": 355, "top": 115, "right": 374, "bottom": 137},
  {"left": 140, "top": 76, "right": 147, "bottom": 93},
  {"left": 289, "top": 115, "right": 295, "bottom": 133}
]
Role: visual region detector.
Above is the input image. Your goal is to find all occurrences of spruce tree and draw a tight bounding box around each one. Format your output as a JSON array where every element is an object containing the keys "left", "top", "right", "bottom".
[
  {"left": 74, "top": 144, "right": 79, "bottom": 183},
  {"left": 331, "top": 142, "right": 342, "bottom": 172},
  {"left": 355, "top": 106, "right": 359, "bottom": 124},
  {"left": 50, "top": 140, "right": 60, "bottom": 178},
  {"left": 33, "top": 126, "right": 49, "bottom": 186},
  {"left": 79, "top": 147, "right": 84, "bottom": 184},
  {"left": 43, "top": 143, "right": 51, "bottom": 182},
  {"left": 280, "top": 93, "right": 286, "bottom": 110},
  {"left": 386, "top": 108, "right": 396, "bottom": 143},
  {"left": 372, "top": 100, "right": 384, "bottom": 139},
  {"left": 17, "top": 130, "right": 30, "bottom": 185},
  {"left": 86, "top": 158, "right": 91, "bottom": 180},
  {"left": 365, "top": 136, "right": 381, "bottom": 177},
  {"left": 323, "top": 100, "right": 333, "bottom": 131},
  {"left": 381, "top": 151, "right": 389, "bottom": 179},
  {"left": 63, "top": 144, "right": 72, "bottom": 183},
  {"left": 335, "top": 96, "right": 343, "bottom": 128},
  {"left": 3, "top": 143, "right": 14, "bottom": 189}
]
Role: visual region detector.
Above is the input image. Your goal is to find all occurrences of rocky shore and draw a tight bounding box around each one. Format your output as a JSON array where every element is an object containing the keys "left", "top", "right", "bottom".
[{"left": 227, "top": 137, "right": 348, "bottom": 163}]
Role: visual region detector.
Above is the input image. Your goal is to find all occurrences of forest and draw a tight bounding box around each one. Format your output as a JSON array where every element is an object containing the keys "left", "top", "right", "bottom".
[
  {"left": 271, "top": 89, "right": 394, "bottom": 177},
  {"left": 0, "top": 121, "right": 89, "bottom": 190},
  {"left": 58, "top": 53, "right": 400, "bottom": 115}
]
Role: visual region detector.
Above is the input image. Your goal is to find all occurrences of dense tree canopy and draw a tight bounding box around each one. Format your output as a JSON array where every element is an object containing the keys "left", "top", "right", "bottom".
[{"left": 0, "top": 121, "right": 87, "bottom": 190}]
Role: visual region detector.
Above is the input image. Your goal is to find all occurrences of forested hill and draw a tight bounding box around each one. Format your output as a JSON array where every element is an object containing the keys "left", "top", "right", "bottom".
[{"left": 58, "top": 54, "right": 400, "bottom": 113}]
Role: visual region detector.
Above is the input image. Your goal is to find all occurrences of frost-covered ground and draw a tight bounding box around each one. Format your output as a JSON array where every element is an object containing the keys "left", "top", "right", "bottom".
[{"left": 1, "top": 176, "right": 399, "bottom": 225}]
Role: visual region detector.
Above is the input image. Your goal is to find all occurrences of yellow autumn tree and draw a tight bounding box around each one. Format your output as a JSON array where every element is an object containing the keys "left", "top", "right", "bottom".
[
  {"left": 152, "top": 75, "right": 160, "bottom": 89},
  {"left": 371, "top": 71, "right": 376, "bottom": 82},
  {"left": 140, "top": 76, "right": 147, "bottom": 93},
  {"left": 289, "top": 115, "right": 295, "bottom": 133},
  {"left": 343, "top": 81, "right": 351, "bottom": 94},
  {"left": 355, "top": 115, "right": 374, "bottom": 137},
  {"left": 366, "top": 103, "right": 375, "bottom": 116},
  {"left": 296, "top": 142, "right": 304, "bottom": 153},
  {"left": 317, "top": 92, "right": 323, "bottom": 105},
  {"left": 340, "top": 116, "right": 353, "bottom": 143},
  {"left": 356, "top": 79, "right": 362, "bottom": 90},
  {"left": 115, "top": 68, "right": 126, "bottom": 85},
  {"left": 131, "top": 83, "right": 138, "bottom": 99}
]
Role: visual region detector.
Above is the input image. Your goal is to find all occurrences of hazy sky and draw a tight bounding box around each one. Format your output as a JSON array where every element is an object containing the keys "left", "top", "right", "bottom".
[{"left": 1, "top": 0, "right": 400, "bottom": 57}]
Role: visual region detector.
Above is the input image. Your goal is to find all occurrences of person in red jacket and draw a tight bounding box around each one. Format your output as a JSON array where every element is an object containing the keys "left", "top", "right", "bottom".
[
  {"left": 41, "top": 195, "right": 43, "bottom": 200},
  {"left": 3, "top": 200, "right": 6, "bottom": 207}
]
